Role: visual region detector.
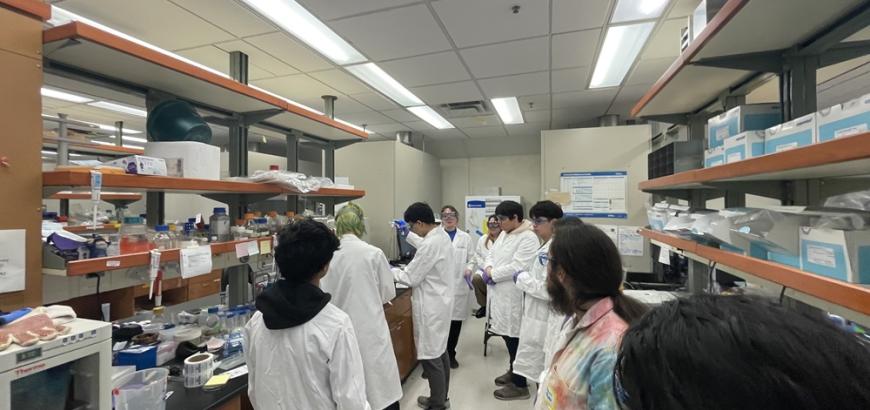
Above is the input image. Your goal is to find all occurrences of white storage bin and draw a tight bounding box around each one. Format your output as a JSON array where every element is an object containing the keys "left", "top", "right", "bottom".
[
  {"left": 765, "top": 113, "right": 817, "bottom": 154},
  {"left": 707, "top": 103, "right": 781, "bottom": 149},
  {"left": 817, "top": 93, "right": 870, "bottom": 142},
  {"left": 800, "top": 227, "right": 870, "bottom": 284},
  {"left": 704, "top": 146, "right": 725, "bottom": 168},
  {"left": 724, "top": 131, "right": 765, "bottom": 163},
  {"left": 145, "top": 141, "right": 221, "bottom": 180}
]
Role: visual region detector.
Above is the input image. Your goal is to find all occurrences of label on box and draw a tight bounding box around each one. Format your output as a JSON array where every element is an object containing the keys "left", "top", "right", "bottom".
[
  {"left": 727, "top": 152, "right": 743, "bottom": 163},
  {"left": 834, "top": 124, "right": 867, "bottom": 139},
  {"left": 775, "top": 142, "right": 799, "bottom": 153},
  {"left": 106, "top": 260, "right": 121, "bottom": 268},
  {"left": 807, "top": 245, "right": 837, "bottom": 268}
]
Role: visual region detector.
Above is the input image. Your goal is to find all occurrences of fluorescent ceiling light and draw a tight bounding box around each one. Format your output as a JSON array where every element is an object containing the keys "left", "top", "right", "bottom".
[
  {"left": 491, "top": 97, "right": 524, "bottom": 125},
  {"left": 590, "top": 22, "right": 655, "bottom": 88},
  {"left": 407, "top": 106, "right": 454, "bottom": 130},
  {"left": 611, "top": 0, "right": 669, "bottom": 23},
  {"left": 88, "top": 101, "right": 148, "bottom": 117},
  {"left": 346, "top": 63, "right": 423, "bottom": 107},
  {"left": 239, "top": 0, "right": 366, "bottom": 65},
  {"left": 41, "top": 87, "right": 93, "bottom": 103}
]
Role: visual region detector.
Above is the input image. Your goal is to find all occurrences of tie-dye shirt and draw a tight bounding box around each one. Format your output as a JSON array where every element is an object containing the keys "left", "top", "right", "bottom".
[{"left": 535, "top": 297, "right": 627, "bottom": 410}]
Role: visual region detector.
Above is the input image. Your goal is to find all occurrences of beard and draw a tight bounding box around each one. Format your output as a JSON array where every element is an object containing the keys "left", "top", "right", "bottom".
[{"left": 547, "top": 276, "right": 573, "bottom": 316}]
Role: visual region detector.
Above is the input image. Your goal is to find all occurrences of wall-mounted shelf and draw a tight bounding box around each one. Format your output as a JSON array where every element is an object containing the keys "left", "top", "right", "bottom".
[
  {"left": 42, "top": 22, "right": 367, "bottom": 141},
  {"left": 50, "top": 192, "right": 144, "bottom": 202},
  {"left": 641, "top": 229, "right": 870, "bottom": 325},
  {"left": 639, "top": 133, "right": 870, "bottom": 192},
  {"left": 43, "top": 137, "right": 145, "bottom": 156},
  {"left": 631, "top": 0, "right": 867, "bottom": 118},
  {"left": 44, "top": 237, "right": 273, "bottom": 277}
]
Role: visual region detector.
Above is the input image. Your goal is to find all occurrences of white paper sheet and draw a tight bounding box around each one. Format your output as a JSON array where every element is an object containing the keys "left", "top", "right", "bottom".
[
  {"left": 181, "top": 245, "right": 213, "bottom": 278},
  {"left": 596, "top": 224, "right": 619, "bottom": 246},
  {"left": 0, "top": 229, "right": 25, "bottom": 293},
  {"left": 559, "top": 171, "right": 628, "bottom": 219},
  {"left": 658, "top": 247, "right": 671, "bottom": 265},
  {"left": 617, "top": 226, "right": 644, "bottom": 257}
]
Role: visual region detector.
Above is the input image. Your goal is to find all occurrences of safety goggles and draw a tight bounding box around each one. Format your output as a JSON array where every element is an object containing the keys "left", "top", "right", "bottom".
[
  {"left": 538, "top": 254, "right": 554, "bottom": 266},
  {"left": 441, "top": 212, "right": 458, "bottom": 220},
  {"left": 532, "top": 217, "right": 550, "bottom": 226},
  {"left": 487, "top": 222, "right": 500, "bottom": 228}
]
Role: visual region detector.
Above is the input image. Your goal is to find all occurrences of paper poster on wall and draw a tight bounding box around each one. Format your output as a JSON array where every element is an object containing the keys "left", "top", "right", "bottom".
[
  {"left": 596, "top": 224, "right": 619, "bottom": 246},
  {"left": 465, "top": 195, "right": 521, "bottom": 240},
  {"left": 0, "top": 229, "right": 26, "bottom": 293},
  {"left": 617, "top": 226, "right": 644, "bottom": 257},
  {"left": 560, "top": 171, "right": 628, "bottom": 218}
]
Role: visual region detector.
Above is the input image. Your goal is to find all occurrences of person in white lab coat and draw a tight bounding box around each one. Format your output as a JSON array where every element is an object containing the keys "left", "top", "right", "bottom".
[
  {"left": 482, "top": 200, "right": 540, "bottom": 401},
  {"left": 440, "top": 205, "right": 475, "bottom": 369},
  {"left": 469, "top": 215, "right": 501, "bottom": 318},
  {"left": 393, "top": 202, "right": 455, "bottom": 410},
  {"left": 512, "top": 201, "right": 563, "bottom": 384},
  {"left": 321, "top": 204, "right": 403, "bottom": 410},
  {"left": 244, "top": 220, "right": 370, "bottom": 410}
]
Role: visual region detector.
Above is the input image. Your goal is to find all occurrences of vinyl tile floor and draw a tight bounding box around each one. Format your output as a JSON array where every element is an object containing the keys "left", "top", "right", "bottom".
[{"left": 398, "top": 316, "right": 537, "bottom": 410}]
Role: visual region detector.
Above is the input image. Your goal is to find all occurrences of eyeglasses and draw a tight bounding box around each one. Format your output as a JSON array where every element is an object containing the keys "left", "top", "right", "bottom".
[
  {"left": 532, "top": 217, "right": 550, "bottom": 226},
  {"left": 487, "top": 222, "right": 500, "bottom": 228},
  {"left": 441, "top": 212, "right": 458, "bottom": 219}
]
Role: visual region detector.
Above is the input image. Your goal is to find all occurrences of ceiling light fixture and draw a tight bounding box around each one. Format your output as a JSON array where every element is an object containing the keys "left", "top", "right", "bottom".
[
  {"left": 346, "top": 63, "right": 424, "bottom": 107},
  {"left": 239, "top": 0, "right": 367, "bottom": 65},
  {"left": 611, "top": 0, "right": 669, "bottom": 23},
  {"left": 40, "top": 87, "right": 93, "bottom": 104},
  {"left": 491, "top": 97, "right": 525, "bottom": 125},
  {"left": 407, "top": 106, "right": 454, "bottom": 129},
  {"left": 87, "top": 101, "right": 148, "bottom": 117},
  {"left": 590, "top": 22, "right": 655, "bottom": 88}
]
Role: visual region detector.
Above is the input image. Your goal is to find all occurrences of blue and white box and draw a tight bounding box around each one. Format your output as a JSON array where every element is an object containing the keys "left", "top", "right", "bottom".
[
  {"left": 765, "top": 113, "right": 817, "bottom": 154},
  {"left": 817, "top": 93, "right": 870, "bottom": 143},
  {"left": 707, "top": 103, "right": 781, "bottom": 149},
  {"left": 724, "top": 130, "right": 765, "bottom": 163},
  {"left": 800, "top": 227, "right": 870, "bottom": 284},
  {"left": 704, "top": 146, "right": 725, "bottom": 167}
]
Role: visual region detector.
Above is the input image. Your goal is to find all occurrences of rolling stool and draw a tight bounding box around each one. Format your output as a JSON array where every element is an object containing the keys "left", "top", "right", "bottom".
[{"left": 483, "top": 298, "right": 497, "bottom": 356}]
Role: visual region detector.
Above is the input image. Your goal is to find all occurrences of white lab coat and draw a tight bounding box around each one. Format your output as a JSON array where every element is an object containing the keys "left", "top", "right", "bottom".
[
  {"left": 394, "top": 227, "right": 455, "bottom": 359},
  {"left": 243, "top": 306, "right": 371, "bottom": 410},
  {"left": 485, "top": 220, "right": 539, "bottom": 338},
  {"left": 447, "top": 229, "right": 475, "bottom": 320},
  {"left": 321, "top": 234, "right": 402, "bottom": 410},
  {"left": 513, "top": 240, "right": 552, "bottom": 382},
  {"left": 542, "top": 311, "right": 568, "bottom": 379},
  {"left": 468, "top": 234, "right": 495, "bottom": 273}
]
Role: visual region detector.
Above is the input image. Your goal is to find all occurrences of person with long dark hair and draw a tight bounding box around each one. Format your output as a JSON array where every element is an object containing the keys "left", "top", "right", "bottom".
[{"left": 536, "top": 219, "right": 646, "bottom": 409}]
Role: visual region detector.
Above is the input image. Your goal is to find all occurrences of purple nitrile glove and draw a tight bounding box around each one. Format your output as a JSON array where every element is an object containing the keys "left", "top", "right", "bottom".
[
  {"left": 512, "top": 271, "right": 522, "bottom": 283},
  {"left": 481, "top": 269, "right": 495, "bottom": 286},
  {"left": 464, "top": 274, "right": 473, "bottom": 289}
]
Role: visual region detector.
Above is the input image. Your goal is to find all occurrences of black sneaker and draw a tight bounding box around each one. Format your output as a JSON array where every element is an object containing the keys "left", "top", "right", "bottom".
[
  {"left": 417, "top": 396, "right": 450, "bottom": 409},
  {"left": 449, "top": 356, "right": 459, "bottom": 369},
  {"left": 494, "top": 370, "right": 513, "bottom": 386},
  {"left": 494, "top": 384, "right": 530, "bottom": 401},
  {"left": 473, "top": 307, "right": 486, "bottom": 318}
]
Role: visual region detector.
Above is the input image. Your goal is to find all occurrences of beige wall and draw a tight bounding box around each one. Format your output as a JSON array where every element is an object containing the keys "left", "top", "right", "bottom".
[{"left": 440, "top": 154, "right": 542, "bottom": 230}]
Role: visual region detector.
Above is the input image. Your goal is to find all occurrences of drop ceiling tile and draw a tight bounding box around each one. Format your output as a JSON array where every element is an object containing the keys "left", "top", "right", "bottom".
[
  {"left": 252, "top": 75, "right": 339, "bottom": 105},
  {"left": 433, "top": 0, "right": 548, "bottom": 48},
  {"left": 551, "top": 67, "right": 591, "bottom": 93},
  {"left": 333, "top": 97, "right": 372, "bottom": 115},
  {"left": 174, "top": 45, "right": 274, "bottom": 80},
  {"left": 464, "top": 126, "right": 506, "bottom": 138},
  {"left": 424, "top": 128, "right": 467, "bottom": 139},
  {"left": 552, "top": 29, "right": 601, "bottom": 69},
  {"left": 383, "top": 109, "right": 419, "bottom": 123},
  {"left": 169, "top": 0, "right": 276, "bottom": 38},
  {"left": 626, "top": 57, "right": 674, "bottom": 86},
  {"left": 552, "top": 89, "right": 618, "bottom": 109},
  {"left": 366, "top": 123, "right": 411, "bottom": 134},
  {"left": 461, "top": 37, "right": 549, "bottom": 78},
  {"left": 348, "top": 93, "right": 399, "bottom": 111},
  {"left": 552, "top": 0, "right": 610, "bottom": 34},
  {"left": 552, "top": 107, "right": 605, "bottom": 126},
  {"left": 42, "top": 97, "right": 83, "bottom": 111},
  {"left": 411, "top": 81, "right": 483, "bottom": 105},
  {"left": 380, "top": 52, "right": 470, "bottom": 87},
  {"left": 519, "top": 94, "right": 551, "bottom": 111},
  {"left": 297, "top": 0, "right": 419, "bottom": 21},
  {"left": 641, "top": 18, "right": 684, "bottom": 60},
  {"left": 308, "top": 69, "right": 370, "bottom": 95},
  {"left": 479, "top": 72, "right": 549, "bottom": 98},
  {"left": 505, "top": 122, "right": 546, "bottom": 137},
  {"left": 449, "top": 115, "right": 500, "bottom": 128},
  {"left": 667, "top": 0, "right": 698, "bottom": 18},
  {"left": 333, "top": 110, "right": 395, "bottom": 126},
  {"left": 215, "top": 40, "right": 298, "bottom": 76},
  {"left": 59, "top": 0, "right": 235, "bottom": 50},
  {"left": 245, "top": 32, "right": 333, "bottom": 72},
  {"left": 403, "top": 120, "right": 437, "bottom": 132},
  {"left": 523, "top": 109, "right": 551, "bottom": 123},
  {"left": 330, "top": 5, "right": 452, "bottom": 61}
]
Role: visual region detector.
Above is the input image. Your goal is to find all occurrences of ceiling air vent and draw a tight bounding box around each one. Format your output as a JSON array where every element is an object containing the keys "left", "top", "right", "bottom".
[{"left": 438, "top": 100, "right": 490, "bottom": 116}]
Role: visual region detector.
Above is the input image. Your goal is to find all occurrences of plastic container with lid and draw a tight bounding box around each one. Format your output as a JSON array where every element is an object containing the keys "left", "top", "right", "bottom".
[
  {"left": 152, "top": 225, "right": 172, "bottom": 250},
  {"left": 120, "top": 216, "right": 152, "bottom": 254},
  {"left": 113, "top": 368, "right": 169, "bottom": 410},
  {"left": 209, "top": 207, "right": 231, "bottom": 243},
  {"left": 203, "top": 307, "right": 221, "bottom": 336}
]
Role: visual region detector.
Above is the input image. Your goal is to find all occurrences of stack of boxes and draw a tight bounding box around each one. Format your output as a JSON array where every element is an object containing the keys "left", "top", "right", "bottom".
[{"left": 705, "top": 103, "right": 781, "bottom": 167}]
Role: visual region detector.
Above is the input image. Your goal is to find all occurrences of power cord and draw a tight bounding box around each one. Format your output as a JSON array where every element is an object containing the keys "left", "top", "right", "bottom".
[{"left": 779, "top": 286, "right": 787, "bottom": 305}]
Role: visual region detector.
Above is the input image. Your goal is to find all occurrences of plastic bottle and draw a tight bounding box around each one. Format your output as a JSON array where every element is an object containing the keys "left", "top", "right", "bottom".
[
  {"left": 204, "top": 307, "right": 221, "bottom": 336},
  {"left": 209, "top": 207, "right": 231, "bottom": 243},
  {"left": 152, "top": 225, "right": 172, "bottom": 250},
  {"left": 218, "top": 311, "right": 229, "bottom": 337},
  {"left": 151, "top": 306, "right": 167, "bottom": 329},
  {"left": 120, "top": 216, "right": 152, "bottom": 254},
  {"left": 168, "top": 223, "right": 179, "bottom": 248}
]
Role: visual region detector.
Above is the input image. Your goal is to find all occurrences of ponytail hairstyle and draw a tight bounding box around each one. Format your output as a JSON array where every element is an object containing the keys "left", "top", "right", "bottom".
[{"left": 548, "top": 218, "right": 647, "bottom": 323}]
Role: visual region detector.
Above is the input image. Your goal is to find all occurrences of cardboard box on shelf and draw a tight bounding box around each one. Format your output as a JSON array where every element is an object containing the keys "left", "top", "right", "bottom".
[
  {"left": 724, "top": 130, "right": 765, "bottom": 163},
  {"left": 765, "top": 113, "right": 817, "bottom": 154},
  {"left": 103, "top": 155, "right": 167, "bottom": 176},
  {"left": 707, "top": 103, "right": 781, "bottom": 149},
  {"left": 817, "top": 93, "right": 870, "bottom": 143},
  {"left": 704, "top": 146, "right": 725, "bottom": 168},
  {"left": 145, "top": 141, "right": 220, "bottom": 180},
  {"left": 800, "top": 227, "right": 870, "bottom": 284}
]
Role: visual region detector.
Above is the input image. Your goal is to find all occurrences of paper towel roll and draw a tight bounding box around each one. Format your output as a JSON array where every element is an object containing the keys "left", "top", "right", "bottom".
[{"left": 184, "top": 352, "right": 215, "bottom": 388}]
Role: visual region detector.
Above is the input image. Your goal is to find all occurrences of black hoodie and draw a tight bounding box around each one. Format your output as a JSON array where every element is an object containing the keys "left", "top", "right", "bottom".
[{"left": 255, "top": 280, "right": 331, "bottom": 330}]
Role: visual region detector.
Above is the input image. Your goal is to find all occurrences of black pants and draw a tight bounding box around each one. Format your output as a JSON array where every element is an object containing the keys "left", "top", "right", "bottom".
[
  {"left": 383, "top": 402, "right": 400, "bottom": 410},
  {"left": 446, "top": 320, "right": 463, "bottom": 359},
  {"left": 502, "top": 336, "right": 527, "bottom": 388},
  {"left": 420, "top": 352, "right": 451, "bottom": 410}
]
